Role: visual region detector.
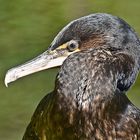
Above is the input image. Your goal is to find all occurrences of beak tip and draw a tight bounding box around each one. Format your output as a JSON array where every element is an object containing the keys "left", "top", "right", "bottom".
[
  {"left": 4, "top": 71, "right": 11, "bottom": 87},
  {"left": 5, "top": 82, "right": 8, "bottom": 87},
  {"left": 4, "top": 69, "right": 17, "bottom": 87},
  {"left": 4, "top": 75, "right": 9, "bottom": 87}
]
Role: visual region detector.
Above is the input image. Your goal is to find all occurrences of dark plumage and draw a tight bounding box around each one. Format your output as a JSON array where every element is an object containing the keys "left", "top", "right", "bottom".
[{"left": 5, "top": 13, "right": 140, "bottom": 139}]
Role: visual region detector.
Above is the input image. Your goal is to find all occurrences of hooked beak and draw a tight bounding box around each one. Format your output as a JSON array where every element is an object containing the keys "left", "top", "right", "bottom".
[{"left": 4, "top": 44, "right": 80, "bottom": 87}]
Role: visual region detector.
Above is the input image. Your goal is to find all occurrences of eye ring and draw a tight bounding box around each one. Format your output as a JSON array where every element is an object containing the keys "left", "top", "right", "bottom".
[{"left": 67, "top": 40, "right": 79, "bottom": 52}]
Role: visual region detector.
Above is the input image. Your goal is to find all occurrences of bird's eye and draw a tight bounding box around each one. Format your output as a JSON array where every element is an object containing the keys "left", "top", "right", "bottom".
[{"left": 67, "top": 40, "right": 79, "bottom": 52}]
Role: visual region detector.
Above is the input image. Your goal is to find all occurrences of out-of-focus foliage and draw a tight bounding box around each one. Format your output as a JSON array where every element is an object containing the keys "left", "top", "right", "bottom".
[{"left": 0, "top": 0, "right": 140, "bottom": 140}]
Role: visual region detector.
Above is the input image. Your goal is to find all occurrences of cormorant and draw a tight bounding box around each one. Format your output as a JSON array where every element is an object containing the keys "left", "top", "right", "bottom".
[{"left": 5, "top": 13, "right": 140, "bottom": 139}]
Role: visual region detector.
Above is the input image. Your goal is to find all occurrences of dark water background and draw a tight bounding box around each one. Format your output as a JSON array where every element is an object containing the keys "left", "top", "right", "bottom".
[{"left": 0, "top": 0, "right": 140, "bottom": 140}]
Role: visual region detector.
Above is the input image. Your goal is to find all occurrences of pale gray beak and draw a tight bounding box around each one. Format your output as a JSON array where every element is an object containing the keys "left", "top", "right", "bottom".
[{"left": 4, "top": 44, "right": 80, "bottom": 87}]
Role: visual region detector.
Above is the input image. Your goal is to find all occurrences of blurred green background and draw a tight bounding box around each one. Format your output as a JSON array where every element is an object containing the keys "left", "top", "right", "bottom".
[{"left": 0, "top": 0, "right": 140, "bottom": 140}]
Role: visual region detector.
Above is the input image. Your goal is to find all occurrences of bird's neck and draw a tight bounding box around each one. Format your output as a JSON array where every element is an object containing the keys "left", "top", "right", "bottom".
[
  {"left": 54, "top": 49, "right": 132, "bottom": 116},
  {"left": 55, "top": 70, "right": 129, "bottom": 114},
  {"left": 53, "top": 83, "right": 130, "bottom": 128},
  {"left": 52, "top": 62, "right": 133, "bottom": 132}
]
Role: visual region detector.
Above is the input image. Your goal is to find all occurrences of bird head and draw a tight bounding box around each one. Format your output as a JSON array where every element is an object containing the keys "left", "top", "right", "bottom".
[{"left": 4, "top": 13, "right": 140, "bottom": 86}]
